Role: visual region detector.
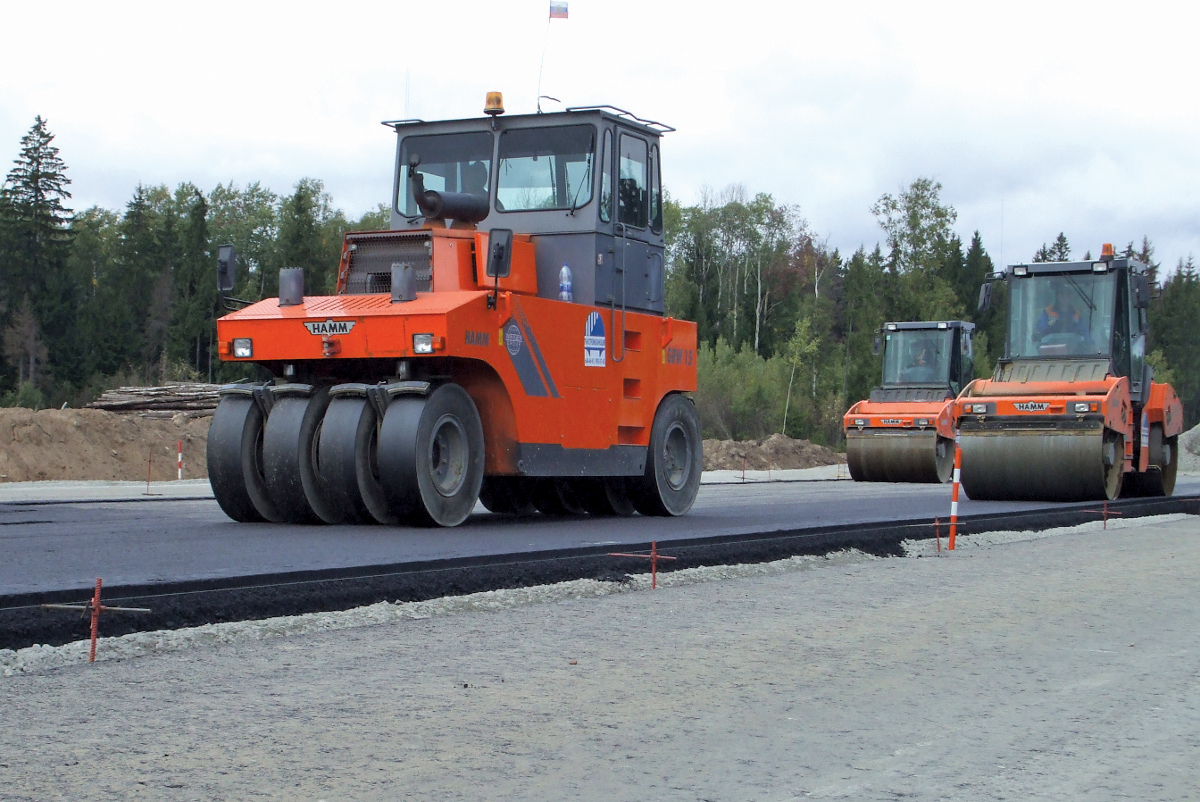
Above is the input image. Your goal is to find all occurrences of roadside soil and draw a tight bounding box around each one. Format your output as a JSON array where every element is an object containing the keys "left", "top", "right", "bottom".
[
  {"left": 0, "top": 407, "right": 841, "bottom": 482},
  {"left": 0, "top": 408, "right": 210, "bottom": 483},
  {"left": 703, "top": 432, "right": 844, "bottom": 471}
]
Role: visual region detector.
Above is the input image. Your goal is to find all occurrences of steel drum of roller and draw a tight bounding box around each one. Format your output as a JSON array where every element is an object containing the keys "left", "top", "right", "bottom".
[
  {"left": 959, "top": 422, "right": 1124, "bottom": 501},
  {"left": 846, "top": 429, "right": 954, "bottom": 483}
]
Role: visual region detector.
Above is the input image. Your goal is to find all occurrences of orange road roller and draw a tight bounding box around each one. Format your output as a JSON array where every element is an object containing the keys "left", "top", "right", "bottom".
[
  {"left": 207, "top": 96, "right": 701, "bottom": 526},
  {"left": 961, "top": 244, "right": 1182, "bottom": 501},
  {"left": 844, "top": 320, "right": 975, "bottom": 483}
]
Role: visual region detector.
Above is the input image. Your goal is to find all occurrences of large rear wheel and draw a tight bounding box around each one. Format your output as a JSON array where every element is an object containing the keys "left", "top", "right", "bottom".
[
  {"left": 632, "top": 394, "right": 702, "bottom": 516},
  {"left": 206, "top": 392, "right": 284, "bottom": 523},
  {"left": 378, "top": 384, "right": 485, "bottom": 527}
]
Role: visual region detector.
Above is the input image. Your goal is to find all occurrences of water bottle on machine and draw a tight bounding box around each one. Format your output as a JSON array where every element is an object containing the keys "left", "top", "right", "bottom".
[{"left": 559, "top": 264, "right": 573, "bottom": 302}]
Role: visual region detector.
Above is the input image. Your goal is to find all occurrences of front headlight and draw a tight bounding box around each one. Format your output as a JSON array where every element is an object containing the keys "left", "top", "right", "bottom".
[
  {"left": 969, "top": 403, "right": 988, "bottom": 414},
  {"left": 232, "top": 338, "right": 253, "bottom": 358},
  {"left": 413, "top": 334, "right": 434, "bottom": 354}
]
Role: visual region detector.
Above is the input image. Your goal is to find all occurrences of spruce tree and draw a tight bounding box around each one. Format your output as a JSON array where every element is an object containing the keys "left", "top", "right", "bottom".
[{"left": 0, "top": 116, "right": 76, "bottom": 392}]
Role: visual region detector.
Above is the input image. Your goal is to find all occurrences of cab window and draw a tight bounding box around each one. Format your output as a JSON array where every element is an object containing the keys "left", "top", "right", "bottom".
[
  {"left": 618, "top": 134, "right": 648, "bottom": 228},
  {"left": 599, "top": 130, "right": 613, "bottom": 223},
  {"left": 649, "top": 144, "right": 663, "bottom": 233},
  {"left": 396, "top": 132, "right": 492, "bottom": 218},
  {"left": 496, "top": 125, "right": 595, "bottom": 212}
]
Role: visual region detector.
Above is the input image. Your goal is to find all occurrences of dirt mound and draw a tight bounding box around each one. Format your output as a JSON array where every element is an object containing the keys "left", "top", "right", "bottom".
[
  {"left": 703, "top": 433, "right": 844, "bottom": 471},
  {"left": 0, "top": 408, "right": 842, "bottom": 483},
  {"left": 1179, "top": 423, "right": 1200, "bottom": 474},
  {"left": 0, "top": 408, "right": 210, "bottom": 483}
]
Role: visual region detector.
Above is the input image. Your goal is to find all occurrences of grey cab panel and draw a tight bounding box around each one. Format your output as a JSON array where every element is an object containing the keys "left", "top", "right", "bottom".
[{"left": 385, "top": 106, "right": 670, "bottom": 316}]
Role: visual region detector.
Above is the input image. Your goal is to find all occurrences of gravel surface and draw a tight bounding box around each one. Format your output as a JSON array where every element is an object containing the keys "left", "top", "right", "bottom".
[{"left": 2, "top": 515, "right": 1197, "bottom": 800}]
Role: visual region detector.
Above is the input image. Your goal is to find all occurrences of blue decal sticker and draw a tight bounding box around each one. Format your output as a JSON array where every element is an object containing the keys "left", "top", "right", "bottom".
[{"left": 585, "top": 311, "right": 606, "bottom": 367}]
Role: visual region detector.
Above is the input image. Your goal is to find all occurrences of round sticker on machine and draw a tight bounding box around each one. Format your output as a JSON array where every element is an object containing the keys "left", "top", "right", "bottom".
[
  {"left": 585, "top": 311, "right": 606, "bottom": 367},
  {"left": 504, "top": 322, "right": 523, "bottom": 356}
]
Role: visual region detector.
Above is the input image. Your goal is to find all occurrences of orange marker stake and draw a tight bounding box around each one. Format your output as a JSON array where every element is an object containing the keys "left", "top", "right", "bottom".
[{"left": 948, "top": 434, "right": 962, "bottom": 550}]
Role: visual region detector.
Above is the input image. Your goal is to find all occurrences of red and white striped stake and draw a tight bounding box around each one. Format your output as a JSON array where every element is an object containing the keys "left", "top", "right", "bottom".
[
  {"left": 177, "top": 440, "right": 183, "bottom": 480},
  {"left": 948, "top": 433, "right": 962, "bottom": 550}
]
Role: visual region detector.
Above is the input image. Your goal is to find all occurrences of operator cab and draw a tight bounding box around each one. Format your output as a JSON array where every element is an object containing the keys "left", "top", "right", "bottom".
[
  {"left": 980, "top": 243, "right": 1152, "bottom": 399},
  {"left": 382, "top": 95, "right": 672, "bottom": 315},
  {"left": 871, "top": 321, "right": 975, "bottom": 401}
]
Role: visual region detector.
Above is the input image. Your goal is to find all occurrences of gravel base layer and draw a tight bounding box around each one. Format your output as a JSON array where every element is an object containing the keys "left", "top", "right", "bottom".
[{"left": 2, "top": 514, "right": 1197, "bottom": 799}]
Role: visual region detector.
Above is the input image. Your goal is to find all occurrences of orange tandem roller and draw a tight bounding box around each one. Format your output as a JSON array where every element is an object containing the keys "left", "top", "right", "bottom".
[
  {"left": 961, "top": 244, "right": 1182, "bottom": 501},
  {"left": 844, "top": 321, "right": 975, "bottom": 483}
]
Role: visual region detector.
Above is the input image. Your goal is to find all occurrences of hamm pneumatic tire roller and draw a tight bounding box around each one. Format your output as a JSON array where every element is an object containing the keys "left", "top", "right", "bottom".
[
  {"left": 961, "top": 244, "right": 1182, "bottom": 502},
  {"left": 843, "top": 321, "right": 975, "bottom": 483},
  {"left": 206, "top": 94, "right": 702, "bottom": 527}
]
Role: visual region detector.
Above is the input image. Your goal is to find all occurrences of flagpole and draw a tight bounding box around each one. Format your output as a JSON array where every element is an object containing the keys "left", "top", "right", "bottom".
[{"left": 536, "top": 14, "right": 551, "bottom": 113}]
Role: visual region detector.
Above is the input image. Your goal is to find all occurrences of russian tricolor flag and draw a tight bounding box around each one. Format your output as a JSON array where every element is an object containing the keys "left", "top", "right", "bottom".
[{"left": 549, "top": 1, "right": 568, "bottom": 19}]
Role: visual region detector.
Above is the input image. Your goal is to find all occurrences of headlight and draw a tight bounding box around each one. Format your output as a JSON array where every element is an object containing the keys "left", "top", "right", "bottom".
[
  {"left": 413, "top": 334, "right": 434, "bottom": 354},
  {"left": 1074, "top": 402, "right": 1090, "bottom": 413},
  {"left": 854, "top": 418, "right": 867, "bottom": 426},
  {"left": 969, "top": 403, "right": 988, "bottom": 414},
  {"left": 232, "top": 338, "right": 253, "bottom": 358},
  {"left": 915, "top": 418, "right": 930, "bottom": 426}
]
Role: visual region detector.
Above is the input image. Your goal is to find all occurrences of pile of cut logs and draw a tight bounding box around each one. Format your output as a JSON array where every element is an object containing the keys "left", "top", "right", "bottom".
[{"left": 86, "top": 383, "right": 223, "bottom": 418}]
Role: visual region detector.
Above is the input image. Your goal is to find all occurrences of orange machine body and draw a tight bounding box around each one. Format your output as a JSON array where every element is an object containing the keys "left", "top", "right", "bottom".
[{"left": 216, "top": 227, "right": 697, "bottom": 477}]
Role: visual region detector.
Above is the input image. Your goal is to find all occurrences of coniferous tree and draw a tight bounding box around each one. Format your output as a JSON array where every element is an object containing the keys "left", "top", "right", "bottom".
[{"left": 0, "top": 117, "right": 75, "bottom": 393}]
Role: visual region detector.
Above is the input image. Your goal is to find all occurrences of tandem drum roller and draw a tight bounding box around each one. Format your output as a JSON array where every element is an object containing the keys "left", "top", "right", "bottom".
[{"left": 846, "top": 430, "right": 954, "bottom": 484}]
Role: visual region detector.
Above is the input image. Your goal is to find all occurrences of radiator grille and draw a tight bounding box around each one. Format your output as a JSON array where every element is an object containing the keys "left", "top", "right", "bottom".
[{"left": 343, "top": 231, "right": 433, "bottom": 295}]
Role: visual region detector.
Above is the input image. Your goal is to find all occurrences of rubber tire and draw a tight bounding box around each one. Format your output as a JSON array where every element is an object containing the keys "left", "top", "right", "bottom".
[
  {"left": 576, "top": 478, "right": 637, "bottom": 517},
  {"left": 632, "top": 394, "right": 703, "bottom": 517},
  {"left": 532, "top": 479, "right": 587, "bottom": 516},
  {"left": 1102, "top": 432, "right": 1124, "bottom": 501},
  {"left": 1123, "top": 428, "right": 1177, "bottom": 498},
  {"left": 317, "top": 396, "right": 397, "bottom": 525},
  {"left": 206, "top": 394, "right": 284, "bottom": 523},
  {"left": 479, "top": 476, "right": 538, "bottom": 515},
  {"left": 262, "top": 389, "right": 337, "bottom": 524},
  {"left": 378, "top": 384, "right": 485, "bottom": 527},
  {"left": 934, "top": 436, "right": 955, "bottom": 484}
]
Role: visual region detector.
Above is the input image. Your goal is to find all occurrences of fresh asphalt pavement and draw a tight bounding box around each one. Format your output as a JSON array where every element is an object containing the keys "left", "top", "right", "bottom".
[{"left": 2, "top": 472, "right": 1197, "bottom": 596}]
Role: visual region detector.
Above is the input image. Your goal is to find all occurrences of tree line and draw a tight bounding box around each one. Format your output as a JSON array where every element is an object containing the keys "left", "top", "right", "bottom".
[{"left": 2, "top": 118, "right": 1197, "bottom": 443}]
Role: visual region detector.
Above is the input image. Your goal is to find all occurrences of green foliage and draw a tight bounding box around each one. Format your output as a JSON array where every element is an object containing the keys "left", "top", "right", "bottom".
[
  {"left": 0, "top": 381, "right": 45, "bottom": 410},
  {"left": 1033, "top": 232, "right": 1071, "bottom": 262},
  {"left": 1145, "top": 349, "right": 1176, "bottom": 388},
  {"left": 1148, "top": 256, "right": 1200, "bottom": 427}
]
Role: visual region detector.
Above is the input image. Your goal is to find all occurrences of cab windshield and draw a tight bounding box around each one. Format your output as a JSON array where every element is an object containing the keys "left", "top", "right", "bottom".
[
  {"left": 497, "top": 125, "right": 595, "bottom": 212},
  {"left": 882, "top": 329, "right": 953, "bottom": 385},
  {"left": 1007, "top": 272, "right": 1115, "bottom": 358},
  {"left": 397, "top": 132, "right": 493, "bottom": 218}
]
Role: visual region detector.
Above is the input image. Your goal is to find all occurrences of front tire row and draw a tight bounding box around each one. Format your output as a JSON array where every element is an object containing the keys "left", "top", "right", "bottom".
[{"left": 207, "top": 385, "right": 702, "bottom": 527}]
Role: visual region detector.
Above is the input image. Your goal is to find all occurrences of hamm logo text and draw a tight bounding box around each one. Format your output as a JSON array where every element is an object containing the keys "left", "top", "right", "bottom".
[{"left": 304, "top": 319, "right": 356, "bottom": 336}]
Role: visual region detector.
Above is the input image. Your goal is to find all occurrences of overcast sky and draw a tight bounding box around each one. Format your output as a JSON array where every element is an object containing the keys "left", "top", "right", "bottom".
[{"left": 3, "top": 0, "right": 1198, "bottom": 274}]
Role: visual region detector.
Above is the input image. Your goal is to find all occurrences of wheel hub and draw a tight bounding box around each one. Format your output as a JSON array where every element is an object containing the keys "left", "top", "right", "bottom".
[
  {"left": 662, "top": 422, "right": 691, "bottom": 491},
  {"left": 428, "top": 414, "right": 468, "bottom": 497}
]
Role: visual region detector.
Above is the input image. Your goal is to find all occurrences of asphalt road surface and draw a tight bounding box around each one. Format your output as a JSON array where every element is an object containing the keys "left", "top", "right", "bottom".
[
  {"left": 3, "top": 477, "right": 1198, "bottom": 596},
  {"left": 3, "top": 517, "right": 1196, "bottom": 800}
]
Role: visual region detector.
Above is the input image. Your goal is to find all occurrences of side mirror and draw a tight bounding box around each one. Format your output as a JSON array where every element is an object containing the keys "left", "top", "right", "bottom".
[
  {"left": 977, "top": 282, "right": 992, "bottom": 313},
  {"left": 872, "top": 334, "right": 882, "bottom": 356},
  {"left": 217, "top": 244, "right": 237, "bottom": 293},
  {"left": 1132, "top": 273, "right": 1150, "bottom": 309},
  {"left": 487, "top": 229, "right": 513, "bottom": 278}
]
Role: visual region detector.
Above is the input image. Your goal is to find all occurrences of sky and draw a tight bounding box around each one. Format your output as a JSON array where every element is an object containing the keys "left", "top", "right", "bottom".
[{"left": 3, "top": 0, "right": 1199, "bottom": 274}]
